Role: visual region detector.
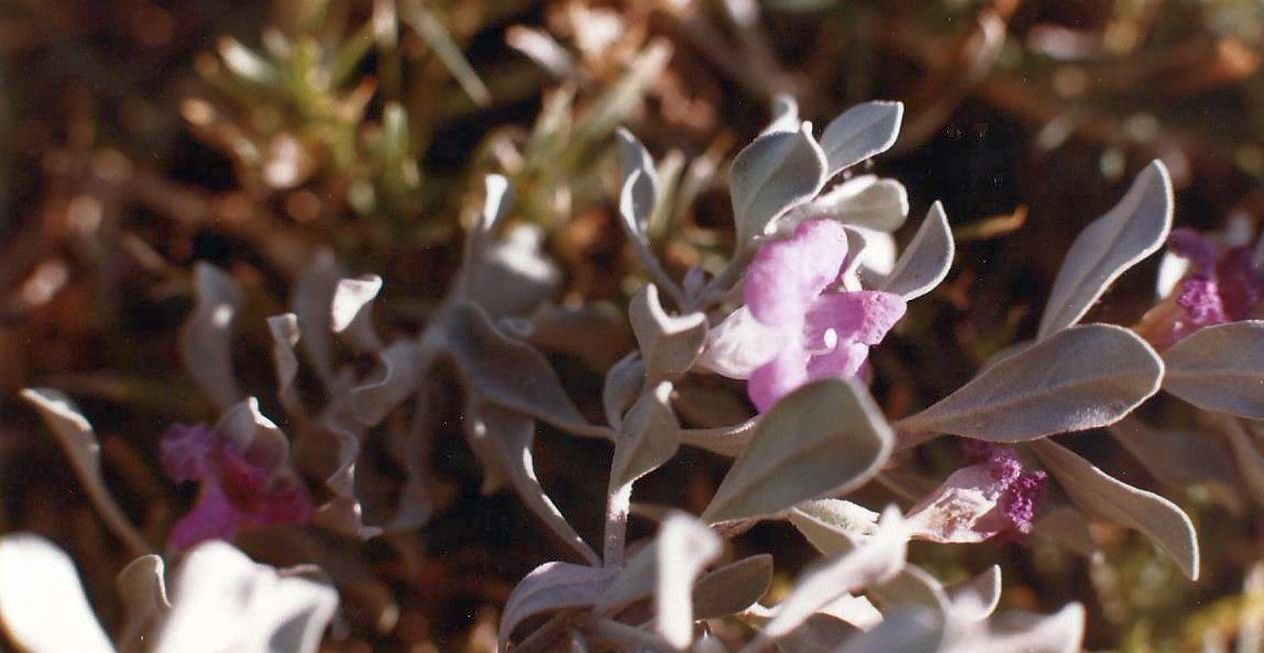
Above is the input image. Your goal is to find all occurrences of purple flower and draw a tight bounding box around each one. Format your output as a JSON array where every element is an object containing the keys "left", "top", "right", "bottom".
[
  {"left": 699, "top": 219, "right": 906, "bottom": 411},
  {"left": 161, "top": 423, "right": 313, "bottom": 549},
  {"left": 1138, "top": 228, "right": 1264, "bottom": 348},
  {"left": 907, "top": 442, "right": 1047, "bottom": 543}
]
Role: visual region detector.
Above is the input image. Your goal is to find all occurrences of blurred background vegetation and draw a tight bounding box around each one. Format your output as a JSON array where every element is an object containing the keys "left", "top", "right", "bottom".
[{"left": 5, "top": 0, "right": 1264, "bottom": 650}]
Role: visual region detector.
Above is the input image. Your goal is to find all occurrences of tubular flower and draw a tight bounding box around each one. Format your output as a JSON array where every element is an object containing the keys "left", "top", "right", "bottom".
[
  {"left": 161, "top": 423, "right": 313, "bottom": 549},
  {"left": 1137, "top": 227, "right": 1264, "bottom": 349},
  {"left": 906, "top": 442, "right": 1047, "bottom": 544},
  {"left": 698, "top": 219, "right": 905, "bottom": 411}
]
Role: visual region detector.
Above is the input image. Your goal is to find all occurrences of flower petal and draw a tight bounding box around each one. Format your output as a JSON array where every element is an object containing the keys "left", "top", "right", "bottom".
[
  {"left": 745, "top": 220, "right": 849, "bottom": 328},
  {"left": 748, "top": 347, "right": 811, "bottom": 412},
  {"left": 696, "top": 306, "right": 784, "bottom": 379},
  {"left": 805, "top": 340, "right": 869, "bottom": 382},
  {"left": 171, "top": 483, "right": 239, "bottom": 550},
  {"left": 806, "top": 291, "right": 906, "bottom": 346}
]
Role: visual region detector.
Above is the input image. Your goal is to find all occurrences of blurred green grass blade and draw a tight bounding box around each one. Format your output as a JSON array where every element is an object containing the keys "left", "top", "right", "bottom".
[{"left": 401, "top": 0, "right": 491, "bottom": 107}]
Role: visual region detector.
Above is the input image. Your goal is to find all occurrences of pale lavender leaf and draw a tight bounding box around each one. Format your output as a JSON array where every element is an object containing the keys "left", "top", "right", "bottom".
[
  {"left": 499, "top": 562, "right": 618, "bottom": 650},
  {"left": 0, "top": 534, "right": 115, "bottom": 653},
  {"left": 1038, "top": 161, "right": 1173, "bottom": 337},
  {"left": 819, "top": 101, "right": 904, "bottom": 177},
  {"left": 882, "top": 202, "right": 955, "bottom": 301},
  {"left": 792, "top": 176, "right": 909, "bottom": 232},
  {"left": 679, "top": 417, "right": 758, "bottom": 458},
  {"left": 946, "top": 565, "right": 1002, "bottom": 623},
  {"left": 291, "top": 250, "right": 342, "bottom": 385},
  {"left": 762, "top": 507, "right": 907, "bottom": 637},
  {"left": 730, "top": 124, "right": 829, "bottom": 244},
  {"left": 466, "top": 224, "right": 561, "bottom": 318},
  {"left": 445, "top": 303, "right": 609, "bottom": 439},
  {"left": 616, "top": 127, "right": 660, "bottom": 234},
  {"left": 213, "top": 397, "right": 291, "bottom": 473},
  {"left": 700, "top": 380, "right": 893, "bottom": 524},
  {"left": 1162, "top": 320, "right": 1264, "bottom": 418},
  {"left": 350, "top": 341, "right": 425, "bottom": 426},
  {"left": 655, "top": 513, "right": 723, "bottom": 648},
  {"left": 834, "top": 607, "right": 941, "bottom": 653},
  {"left": 868, "top": 564, "right": 951, "bottom": 619},
  {"left": 630, "top": 284, "right": 708, "bottom": 382},
  {"left": 787, "top": 499, "right": 880, "bottom": 555},
  {"left": 20, "top": 388, "right": 149, "bottom": 554},
  {"left": 331, "top": 274, "right": 384, "bottom": 354},
  {"left": 610, "top": 380, "right": 681, "bottom": 486},
  {"left": 181, "top": 262, "right": 245, "bottom": 410},
  {"left": 116, "top": 554, "right": 171, "bottom": 653},
  {"left": 155, "top": 541, "right": 338, "bottom": 653},
  {"left": 762, "top": 93, "right": 800, "bottom": 135},
  {"left": 950, "top": 603, "right": 1085, "bottom": 653},
  {"left": 466, "top": 401, "right": 600, "bottom": 565},
  {"left": 771, "top": 614, "right": 859, "bottom": 653},
  {"left": 602, "top": 352, "right": 645, "bottom": 428},
  {"left": 1030, "top": 439, "right": 1199, "bottom": 579},
  {"left": 897, "top": 324, "right": 1163, "bottom": 443},
  {"left": 267, "top": 313, "right": 304, "bottom": 419}
]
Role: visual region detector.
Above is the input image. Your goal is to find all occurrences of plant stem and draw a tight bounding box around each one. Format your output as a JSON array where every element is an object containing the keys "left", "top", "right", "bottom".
[{"left": 603, "top": 480, "right": 633, "bottom": 567}]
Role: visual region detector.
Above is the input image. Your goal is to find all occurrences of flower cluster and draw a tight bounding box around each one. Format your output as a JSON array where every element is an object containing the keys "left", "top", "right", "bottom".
[
  {"left": 161, "top": 423, "right": 313, "bottom": 549},
  {"left": 908, "top": 441, "right": 1048, "bottom": 543},
  {"left": 700, "top": 219, "right": 906, "bottom": 411}
]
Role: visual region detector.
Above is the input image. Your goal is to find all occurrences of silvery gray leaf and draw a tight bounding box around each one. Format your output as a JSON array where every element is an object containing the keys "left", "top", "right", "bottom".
[
  {"left": 1162, "top": 320, "right": 1264, "bottom": 418},
  {"left": 882, "top": 201, "right": 955, "bottom": 301},
  {"left": 469, "top": 174, "right": 513, "bottom": 252},
  {"left": 946, "top": 566, "right": 1002, "bottom": 623},
  {"left": 762, "top": 93, "right": 800, "bottom": 135},
  {"left": 897, "top": 324, "right": 1163, "bottom": 444},
  {"left": 679, "top": 417, "right": 758, "bottom": 458},
  {"left": 154, "top": 541, "right": 338, "bottom": 653},
  {"left": 349, "top": 341, "right": 425, "bottom": 426},
  {"left": 610, "top": 381, "right": 681, "bottom": 486},
  {"left": 834, "top": 607, "right": 942, "bottom": 653},
  {"left": 445, "top": 303, "right": 610, "bottom": 439},
  {"left": 787, "top": 499, "right": 880, "bottom": 555},
  {"left": 701, "top": 380, "right": 893, "bottom": 524},
  {"left": 630, "top": 284, "right": 707, "bottom": 382},
  {"left": 602, "top": 352, "right": 645, "bottom": 428},
  {"left": 729, "top": 123, "right": 829, "bottom": 245},
  {"left": 466, "top": 401, "right": 600, "bottom": 565},
  {"left": 793, "top": 176, "right": 909, "bottom": 232},
  {"left": 116, "top": 555, "right": 171, "bottom": 653},
  {"left": 467, "top": 224, "right": 562, "bottom": 318},
  {"left": 0, "top": 534, "right": 115, "bottom": 653},
  {"left": 331, "top": 274, "right": 384, "bottom": 354},
  {"left": 1030, "top": 439, "right": 1199, "bottom": 579},
  {"left": 868, "top": 564, "right": 950, "bottom": 621},
  {"left": 267, "top": 313, "right": 305, "bottom": 419},
  {"left": 762, "top": 507, "right": 907, "bottom": 638},
  {"left": 949, "top": 603, "right": 1085, "bottom": 653},
  {"left": 292, "top": 250, "right": 343, "bottom": 385},
  {"left": 693, "top": 554, "right": 773, "bottom": 620},
  {"left": 616, "top": 127, "right": 660, "bottom": 234},
  {"left": 1038, "top": 160, "right": 1173, "bottom": 337},
  {"left": 213, "top": 397, "right": 291, "bottom": 473},
  {"left": 654, "top": 513, "right": 723, "bottom": 648},
  {"left": 772, "top": 614, "right": 859, "bottom": 653},
  {"left": 1110, "top": 416, "right": 1239, "bottom": 491},
  {"left": 501, "top": 562, "right": 618, "bottom": 650},
  {"left": 819, "top": 101, "right": 904, "bottom": 177},
  {"left": 180, "top": 262, "right": 245, "bottom": 410},
  {"left": 20, "top": 388, "right": 149, "bottom": 554}
]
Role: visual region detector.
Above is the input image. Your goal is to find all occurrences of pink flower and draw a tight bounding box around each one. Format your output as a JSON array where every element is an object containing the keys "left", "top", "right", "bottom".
[
  {"left": 906, "top": 442, "right": 1047, "bottom": 543},
  {"left": 1138, "top": 228, "right": 1264, "bottom": 348},
  {"left": 699, "top": 219, "right": 905, "bottom": 411},
  {"left": 161, "top": 423, "right": 313, "bottom": 549}
]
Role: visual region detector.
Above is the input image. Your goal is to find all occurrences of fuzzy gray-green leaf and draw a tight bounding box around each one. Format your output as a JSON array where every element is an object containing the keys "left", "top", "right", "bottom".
[
  {"left": 730, "top": 124, "right": 828, "bottom": 245},
  {"left": 1162, "top": 320, "right": 1264, "bottom": 418}
]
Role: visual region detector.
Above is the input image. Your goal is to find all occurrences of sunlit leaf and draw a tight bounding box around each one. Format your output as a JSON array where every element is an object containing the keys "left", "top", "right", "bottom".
[
  {"left": 616, "top": 127, "right": 660, "bottom": 234},
  {"left": 116, "top": 555, "right": 171, "bottom": 653},
  {"left": 897, "top": 325, "right": 1163, "bottom": 444},
  {"left": 1162, "top": 320, "right": 1264, "bottom": 418},
  {"left": 819, "top": 101, "right": 904, "bottom": 177},
  {"left": 181, "top": 262, "right": 244, "bottom": 411},
  {"left": 1030, "top": 439, "right": 1199, "bottom": 579},
  {"left": 693, "top": 554, "right": 773, "bottom": 620},
  {"left": 610, "top": 381, "right": 680, "bottom": 486},
  {"left": 701, "top": 380, "right": 892, "bottom": 524},
  {"left": 730, "top": 124, "right": 828, "bottom": 245},
  {"left": 499, "top": 562, "right": 617, "bottom": 651},
  {"left": 882, "top": 201, "right": 955, "bottom": 301},
  {"left": 629, "top": 284, "right": 707, "bottom": 382},
  {"left": 0, "top": 534, "right": 115, "bottom": 653},
  {"left": 331, "top": 274, "right": 384, "bottom": 354},
  {"left": 1038, "top": 161, "right": 1173, "bottom": 337},
  {"left": 20, "top": 388, "right": 149, "bottom": 554},
  {"left": 946, "top": 565, "right": 1002, "bottom": 623}
]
